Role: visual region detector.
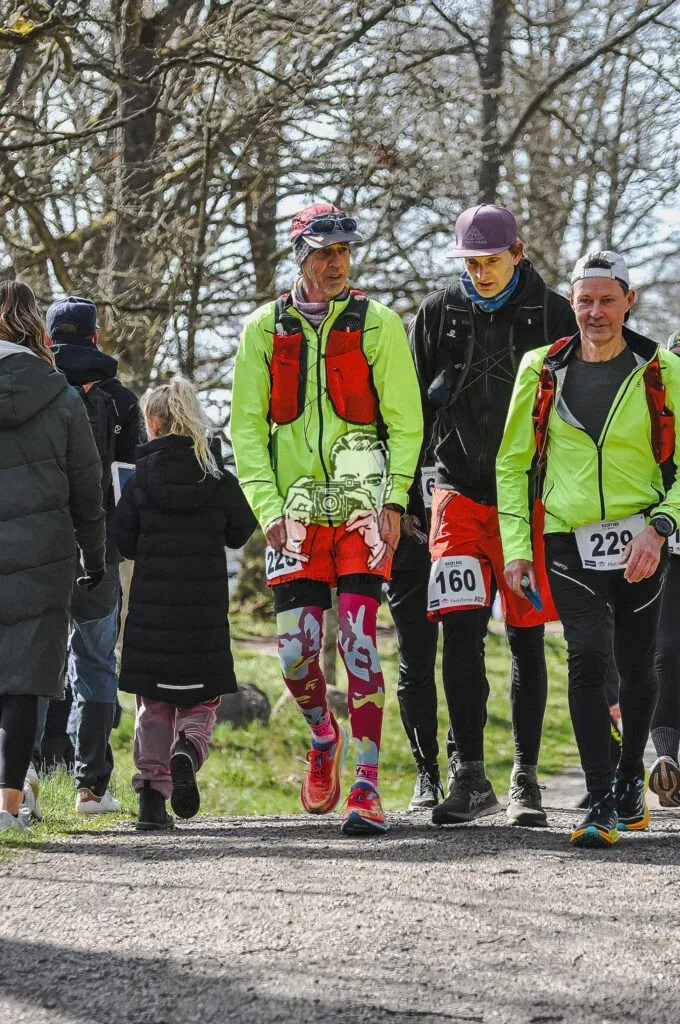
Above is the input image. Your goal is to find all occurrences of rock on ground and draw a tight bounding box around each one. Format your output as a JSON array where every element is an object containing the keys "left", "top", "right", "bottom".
[{"left": 1, "top": 808, "right": 679, "bottom": 1024}]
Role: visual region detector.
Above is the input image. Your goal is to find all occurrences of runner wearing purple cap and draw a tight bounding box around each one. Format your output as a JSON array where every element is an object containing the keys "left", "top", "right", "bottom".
[{"left": 410, "top": 204, "right": 576, "bottom": 826}]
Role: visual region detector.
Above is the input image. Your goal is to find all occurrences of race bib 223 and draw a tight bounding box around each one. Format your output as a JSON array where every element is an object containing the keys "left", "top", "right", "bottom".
[{"left": 265, "top": 547, "right": 304, "bottom": 581}]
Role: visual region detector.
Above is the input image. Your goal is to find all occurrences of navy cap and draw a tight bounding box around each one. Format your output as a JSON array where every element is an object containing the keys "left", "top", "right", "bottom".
[{"left": 46, "top": 296, "right": 97, "bottom": 343}]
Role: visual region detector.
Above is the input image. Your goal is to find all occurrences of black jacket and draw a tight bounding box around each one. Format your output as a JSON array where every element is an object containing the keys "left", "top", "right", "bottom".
[
  {"left": 0, "top": 341, "right": 105, "bottom": 697},
  {"left": 410, "top": 260, "right": 576, "bottom": 504},
  {"left": 113, "top": 434, "right": 257, "bottom": 705},
  {"left": 52, "top": 341, "right": 143, "bottom": 562}
]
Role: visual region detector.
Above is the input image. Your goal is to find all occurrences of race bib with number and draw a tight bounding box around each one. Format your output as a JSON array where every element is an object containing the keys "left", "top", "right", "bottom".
[
  {"left": 421, "top": 466, "right": 435, "bottom": 510},
  {"left": 265, "top": 546, "right": 304, "bottom": 581},
  {"left": 669, "top": 530, "right": 680, "bottom": 556},
  {"left": 574, "top": 513, "right": 645, "bottom": 570},
  {"left": 427, "top": 556, "right": 486, "bottom": 612}
]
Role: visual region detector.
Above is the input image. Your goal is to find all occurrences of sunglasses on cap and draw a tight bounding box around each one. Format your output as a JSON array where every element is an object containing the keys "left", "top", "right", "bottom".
[{"left": 299, "top": 215, "right": 358, "bottom": 237}]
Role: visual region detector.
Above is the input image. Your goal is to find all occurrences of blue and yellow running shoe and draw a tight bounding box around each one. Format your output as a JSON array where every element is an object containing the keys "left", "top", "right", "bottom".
[
  {"left": 613, "top": 775, "right": 650, "bottom": 831},
  {"left": 570, "top": 793, "right": 619, "bottom": 848}
]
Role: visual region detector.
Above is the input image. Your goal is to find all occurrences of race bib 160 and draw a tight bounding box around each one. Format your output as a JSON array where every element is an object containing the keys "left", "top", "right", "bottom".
[{"left": 427, "top": 556, "right": 486, "bottom": 612}]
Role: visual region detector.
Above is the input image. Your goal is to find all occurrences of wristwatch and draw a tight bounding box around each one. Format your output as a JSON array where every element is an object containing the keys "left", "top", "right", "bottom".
[{"left": 650, "top": 513, "right": 676, "bottom": 538}]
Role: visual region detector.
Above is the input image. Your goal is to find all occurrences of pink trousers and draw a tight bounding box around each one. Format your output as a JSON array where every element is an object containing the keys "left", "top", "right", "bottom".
[{"left": 132, "top": 696, "right": 219, "bottom": 798}]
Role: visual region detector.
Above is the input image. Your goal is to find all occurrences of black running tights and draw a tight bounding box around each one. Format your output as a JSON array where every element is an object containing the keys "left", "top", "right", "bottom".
[
  {"left": 546, "top": 533, "right": 665, "bottom": 795},
  {"left": 0, "top": 695, "right": 38, "bottom": 790},
  {"left": 441, "top": 607, "right": 547, "bottom": 765}
]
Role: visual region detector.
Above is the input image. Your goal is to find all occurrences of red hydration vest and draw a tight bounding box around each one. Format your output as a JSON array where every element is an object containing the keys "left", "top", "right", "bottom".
[
  {"left": 532, "top": 337, "right": 675, "bottom": 465},
  {"left": 269, "top": 291, "right": 379, "bottom": 426}
]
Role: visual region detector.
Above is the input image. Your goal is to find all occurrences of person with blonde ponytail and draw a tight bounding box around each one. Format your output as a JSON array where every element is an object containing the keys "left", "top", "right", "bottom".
[
  {"left": 0, "top": 281, "right": 106, "bottom": 834},
  {"left": 113, "top": 377, "right": 257, "bottom": 830}
]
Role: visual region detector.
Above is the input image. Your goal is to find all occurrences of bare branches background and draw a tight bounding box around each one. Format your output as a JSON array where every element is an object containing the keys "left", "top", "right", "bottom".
[{"left": 1, "top": 0, "right": 679, "bottom": 420}]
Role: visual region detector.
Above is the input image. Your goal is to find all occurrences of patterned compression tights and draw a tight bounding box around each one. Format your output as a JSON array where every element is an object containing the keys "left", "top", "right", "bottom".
[{"left": 276, "top": 593, "right": 385, "bottom": 787}]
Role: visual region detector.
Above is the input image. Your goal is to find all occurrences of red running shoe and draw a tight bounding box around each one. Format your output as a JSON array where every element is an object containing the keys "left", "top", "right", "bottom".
[
  {"left": 341, "top": 781, "right": 389, "bottom": 835},
  {"left": 301, "top": 714, "right": 348, "bottom": 814}
]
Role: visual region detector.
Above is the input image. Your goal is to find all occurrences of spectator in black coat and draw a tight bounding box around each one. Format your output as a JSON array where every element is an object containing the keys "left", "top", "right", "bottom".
[
  {"left": 0, "top": 282, "right": 105, "bottom": 834},
  {"left": 113, "top": 377, "right": 257, "bottom": 831}
]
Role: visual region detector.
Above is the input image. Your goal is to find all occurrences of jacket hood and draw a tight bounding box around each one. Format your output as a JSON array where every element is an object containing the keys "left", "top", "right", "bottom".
[
  {"left": 0, "top": 341, "right": 67, "bottom": 428},
  {"left": 134, "top": 434, "right": 223, "bottom": 511},
  {"left": 52, "top": 340, "right": 119, "bottom": 387}
]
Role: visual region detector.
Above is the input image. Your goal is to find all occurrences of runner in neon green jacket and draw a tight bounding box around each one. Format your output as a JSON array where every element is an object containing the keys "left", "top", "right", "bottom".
[
  {"left": 496, "top": 249, "right": 680, "bottom": 850},
  {"left": 231, "top": 203, "right": 424, "bottom": 839},
  {"left": 231, "top": 293, "right": 423, "bottom": 532},
  {"left": 497, "top": 327, "right": 680, "bottom": 566}
]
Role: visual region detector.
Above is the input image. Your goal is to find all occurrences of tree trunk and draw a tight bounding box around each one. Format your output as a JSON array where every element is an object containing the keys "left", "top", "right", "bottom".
[
  {"left": 478, "top": 0, "right": 511, "bottom": 203},
  {"left": 244, "top": 137, "right": 280, "bottom": 303},
  {"left": 102, "top": 0, "right": 160, "bottom": 379}
]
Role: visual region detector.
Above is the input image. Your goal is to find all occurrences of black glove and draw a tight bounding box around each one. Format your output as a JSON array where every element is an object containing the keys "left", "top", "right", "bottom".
[{"left": 77, "top": 568, "right": 106, "bottom": 592}]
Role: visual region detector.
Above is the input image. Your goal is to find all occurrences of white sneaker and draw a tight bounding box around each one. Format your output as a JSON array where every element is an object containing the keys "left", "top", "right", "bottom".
[
  {"left": 75, "top": 788, "right": 122, "bottom": 814},
  {"left": 0, "top": 810, "right": 30, "bottom": 834},
  {"left": 20, "top": 765, "right": 42, "bottom": 822}
]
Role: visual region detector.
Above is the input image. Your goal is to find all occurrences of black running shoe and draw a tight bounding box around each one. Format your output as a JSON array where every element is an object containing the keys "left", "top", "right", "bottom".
[
  {"left": 507, "top": 771, "right": 548, "bottom": 827},
  {"left": 613, "top": 775, "right": 649, "bottom": 832},
  {"left": 649, "top": 756, "right": 680, "bottom": 808},
  {"left": 170, "top": 733, "right": 200, "bottom": 819},
  {"left": 570, "top": 792, "right": 618, "bottom": 848},
  {"left": 431, "top": 772, "right": 501, "bottom": 825},
  {"left": 136, "top": 781, "right": 174, "bottom": 832},
  {"left": 408, "top": 767, "right": 444, "bottom": 811}
]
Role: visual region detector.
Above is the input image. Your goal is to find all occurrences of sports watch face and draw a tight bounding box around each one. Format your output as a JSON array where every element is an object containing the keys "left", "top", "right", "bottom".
[{"left": 652, "top": 514, "right": 675, "bottom": 538}]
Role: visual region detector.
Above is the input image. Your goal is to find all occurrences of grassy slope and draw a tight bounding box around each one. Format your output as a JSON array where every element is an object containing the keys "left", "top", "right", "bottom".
[{"left": 0, "top": 610, "right": 577, "bottom": 851}]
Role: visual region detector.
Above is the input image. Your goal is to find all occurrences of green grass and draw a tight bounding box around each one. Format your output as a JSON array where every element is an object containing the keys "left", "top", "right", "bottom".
[
  {"left": 0, "top": 765, "right": 137, "bottom": 857},
  {"left": 0, "top": 615, "right": 578, "bottom": 852}
]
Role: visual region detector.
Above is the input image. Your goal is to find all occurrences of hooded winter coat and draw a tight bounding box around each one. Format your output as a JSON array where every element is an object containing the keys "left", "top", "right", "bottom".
[
  {"left": 113, "top": 434, "right": 257, "bottom": 705},
  {"left": 0, "top": 340, "right": 106, "bottom": 698}
]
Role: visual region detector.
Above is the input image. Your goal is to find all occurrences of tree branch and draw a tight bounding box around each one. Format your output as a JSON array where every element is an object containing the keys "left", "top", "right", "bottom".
[{"left": 500, "top": 0, "right": 679, "bottom": 154}]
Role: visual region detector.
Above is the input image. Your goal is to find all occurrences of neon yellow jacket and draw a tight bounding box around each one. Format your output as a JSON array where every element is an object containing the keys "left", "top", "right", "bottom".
[
  {"left": 231, "top": 293, "right": 423, "bottom": 531},
  {"left": 496, "top": 329, "right": 680, "bottom": 564}
]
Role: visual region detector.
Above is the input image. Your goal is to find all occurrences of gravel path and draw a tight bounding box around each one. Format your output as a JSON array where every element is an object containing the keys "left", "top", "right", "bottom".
[{"left": 1, "top": 802, "right": 680, "bottom": 1024}]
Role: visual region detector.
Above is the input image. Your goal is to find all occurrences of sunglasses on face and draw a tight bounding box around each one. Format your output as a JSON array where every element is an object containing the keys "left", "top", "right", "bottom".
[{"left": 300, "top": 215, "right": 358, "bottom": 236}]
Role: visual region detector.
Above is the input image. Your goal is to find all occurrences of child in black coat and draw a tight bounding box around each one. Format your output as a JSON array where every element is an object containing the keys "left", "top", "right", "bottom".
[{"left": 114, "top": 378, "right": 256, "bottom": 829}]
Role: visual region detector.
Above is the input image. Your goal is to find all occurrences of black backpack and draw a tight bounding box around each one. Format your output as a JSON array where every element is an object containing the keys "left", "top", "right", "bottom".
[{"left": 79, "top": 379, "right": 117, "bottom": 500}]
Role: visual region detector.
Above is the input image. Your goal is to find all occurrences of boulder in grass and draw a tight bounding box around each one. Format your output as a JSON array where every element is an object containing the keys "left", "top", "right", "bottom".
[{"left": 216, "top": 683, "right": 271, "bottom": 727}]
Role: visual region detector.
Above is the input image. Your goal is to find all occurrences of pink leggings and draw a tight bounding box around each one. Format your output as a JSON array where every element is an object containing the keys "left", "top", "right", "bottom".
[{"left": 133, "top": 696, "right": 218, "bottom": 798}]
